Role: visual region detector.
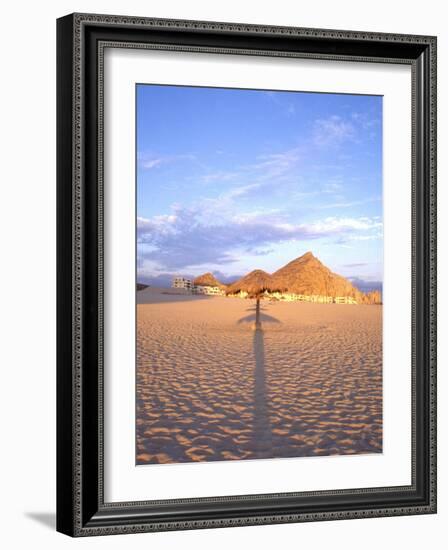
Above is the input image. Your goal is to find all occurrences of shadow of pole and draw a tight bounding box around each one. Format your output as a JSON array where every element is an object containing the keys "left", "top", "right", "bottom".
[
  {"left": 252, "top": 326, "right": 273, "bottom": 458},
  {"left": 255, "top": 298, "right": 261, "bottom": 329}
]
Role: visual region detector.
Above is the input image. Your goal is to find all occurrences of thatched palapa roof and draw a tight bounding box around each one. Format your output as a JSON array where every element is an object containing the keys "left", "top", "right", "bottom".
[
  {"left": 192, "top": 253, "right": 381, "bottom": 304},
  {"left": 271, "top": 251, "right": 363, "bottom": 300},
  {"left": 193, "top": 272, "right": 226, "bottom": 288},
  {"left": 226, "top": 269, "right": 285, "bottom": 297}
]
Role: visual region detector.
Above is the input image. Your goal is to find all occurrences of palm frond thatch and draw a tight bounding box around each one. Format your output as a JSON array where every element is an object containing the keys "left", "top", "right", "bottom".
[
  {"left": 271, "top": 251, "right": 364, "bottom": 301},
  {"left": 226, "top": 269, "right": 285, "bottom": 297},
  {"left": 193, "top": 272, "right": 226, "bottom": 288}
]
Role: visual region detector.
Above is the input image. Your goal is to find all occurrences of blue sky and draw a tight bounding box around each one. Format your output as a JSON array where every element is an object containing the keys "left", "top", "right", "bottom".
[{"left": 137, "top": 84, "right": 383, "bottom": 291}]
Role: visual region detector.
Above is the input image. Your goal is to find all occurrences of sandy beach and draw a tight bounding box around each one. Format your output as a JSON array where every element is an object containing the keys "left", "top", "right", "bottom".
[{"left": 136, "top": 288, "right": 382, "bottom": 464}]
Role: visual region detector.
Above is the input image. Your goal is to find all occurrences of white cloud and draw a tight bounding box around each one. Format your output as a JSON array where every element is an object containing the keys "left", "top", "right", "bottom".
[
  {"left": 141, "top": 158, "right": 163, "bottom": 169},
  {"left": 200, "top": 171, "right": 241, "bottom": 183},
  {"left": 322, "top": 182, "right": 343, "bottom": 193},
  {"left": 138, "top": 152, "right": 196, "bottom": 170},
  {"left": 263, "top": 91, "right": 297, "bottom": 117},
  {"left": 137, "top": 206, "right": 383, "bottom": 271},
  {"left": 351, "top": 111, "right": 381, "bottom": 130},
  {"left": 313, "top": 115, "right": 355, "bottom": 146},
  {"left": 199, "top": 146, "right": 302, "bottom": 188},
  {"left": 320, "top": 196, "right": 382, "bottom": 209},
  {"left": 345, "top": 234, "right": 383, "bottom": 241},
  {"left": 250, "top": 147, "right": 301, "bottom": 178},
  {"left": 303, "top": 216, "right": 382, "bottom": 235}
]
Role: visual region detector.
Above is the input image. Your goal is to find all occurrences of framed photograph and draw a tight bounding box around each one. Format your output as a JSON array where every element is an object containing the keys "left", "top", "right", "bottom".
[{"left": 57, "top": 13, "right": 437, "bottom": 536}]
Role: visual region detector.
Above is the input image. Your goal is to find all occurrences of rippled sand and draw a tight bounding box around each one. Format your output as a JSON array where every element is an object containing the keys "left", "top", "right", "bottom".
[{"left": 136, "top": 288, "right": 382, "bottom": 464}]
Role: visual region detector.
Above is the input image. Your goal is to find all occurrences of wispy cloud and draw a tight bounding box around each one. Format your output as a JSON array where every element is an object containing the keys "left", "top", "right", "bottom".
[
  {"left": 141, "top": 158, "right": 163, "bottom": 169},
  {"left": 251, "top": 148, "right": 301, "bottom": 178},
  {"left": 199, "top": 146, "right": 302, "bottom": 186},
  {"left": 320, "top": 196, "right": 382, "bottom": 209},
  {"left": 263, "top": 91, "right": 297, "bottom": 117},
  {"left": 322, "top": 182, "right": 343, "bottom": 193},
  {"left": 200, "top": 171, "right": 241, "bottom": 183},
  {"left": 351, "top": 111, "right": 381, "bottom": 130},
  {"left": 138, "top": 152, "right": 197, "bottom": 170},
  {"left": 347, "top": 234, "right": 383, "bottom": 241},
  {"left": 305, "top": 216, "right": 382, "bottom": 234},
  {"left": 313, "top": 115, "right": 356, "bottom": 147},
  {"left": 137, "top": 207, "right": 383, "bottom": 271}
]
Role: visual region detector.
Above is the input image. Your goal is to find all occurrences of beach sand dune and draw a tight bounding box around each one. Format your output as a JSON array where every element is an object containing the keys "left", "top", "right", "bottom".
[{"left": 136, "top": 291, "right": 382, "bottom": 464}]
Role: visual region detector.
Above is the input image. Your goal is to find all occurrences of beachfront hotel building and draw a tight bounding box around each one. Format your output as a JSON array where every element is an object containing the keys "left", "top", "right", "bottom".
[
  {"left": 172, "top": 277, "right": 193, "bottom": 291},
  {"left": 171, "top": 278, "right": 225, "bottom": 296},
  {"left": 193, "top": 285, "right": 225, "bottom": 296}
]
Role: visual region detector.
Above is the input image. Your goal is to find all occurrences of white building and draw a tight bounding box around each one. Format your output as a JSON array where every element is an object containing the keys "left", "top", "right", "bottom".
[
  {"left": 193, "top": 285, "right": 225, "bottom": 296},
  {"left": 172, "top": 277, "right": 193, "bottom": 291}
]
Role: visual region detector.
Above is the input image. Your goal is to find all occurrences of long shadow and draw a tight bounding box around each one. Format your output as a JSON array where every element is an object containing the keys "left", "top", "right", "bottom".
[
  {"left": 236, "top": 302, "right": 280, "bottom": 458},
  {"left": 251, "top": 327, "right": 274, "bottom": 459}
]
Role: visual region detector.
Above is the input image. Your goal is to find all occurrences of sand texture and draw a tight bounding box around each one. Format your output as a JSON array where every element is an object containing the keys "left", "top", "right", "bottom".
[{"left": 136, "top": 289, "right": 382, "bottom": 464}]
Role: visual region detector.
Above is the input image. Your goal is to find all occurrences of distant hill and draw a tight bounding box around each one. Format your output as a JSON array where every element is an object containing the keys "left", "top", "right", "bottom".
[
  {"left": 347, "top": 276, "right": 382, "bottom": 294},
  {"left": 136, "top": 283, "right": 149, "bottom": 291},
  {"left": 193, "top": 272, "right": 227, "bottom": 288}
]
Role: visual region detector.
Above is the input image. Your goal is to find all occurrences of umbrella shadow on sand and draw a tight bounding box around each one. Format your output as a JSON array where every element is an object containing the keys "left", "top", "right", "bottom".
[
  {"left": 237, "top": 302, "right": 282, "bottom": 327},
  {"left": 237, "top": 313, "right": 281, "bottom": 325},
  {"left": 237, "top": 307, "right": 281, "bottom": 459}
]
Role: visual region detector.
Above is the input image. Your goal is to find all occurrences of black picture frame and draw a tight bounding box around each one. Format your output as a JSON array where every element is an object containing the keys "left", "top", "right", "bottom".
[{"left": 57, "top": 13, "right": 437, "bottom": 537}]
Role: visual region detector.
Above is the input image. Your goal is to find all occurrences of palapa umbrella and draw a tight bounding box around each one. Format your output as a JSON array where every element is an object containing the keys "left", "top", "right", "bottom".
[{"left": 226, "top": 270, "right": 284, "bottom": 329}]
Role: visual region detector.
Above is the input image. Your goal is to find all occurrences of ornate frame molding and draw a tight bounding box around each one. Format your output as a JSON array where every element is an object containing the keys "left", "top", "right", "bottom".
[{"left": 57, "top": 13, "right": 437, "bottom": 537}]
